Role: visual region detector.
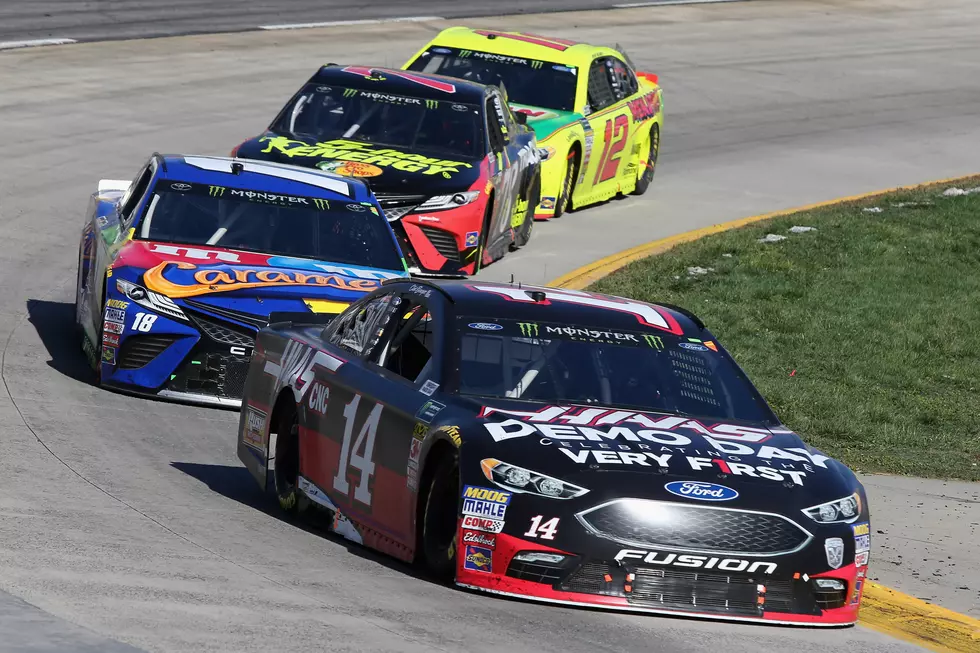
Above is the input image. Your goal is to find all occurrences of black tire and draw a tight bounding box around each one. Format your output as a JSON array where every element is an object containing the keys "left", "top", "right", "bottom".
[
  {"left": 632, "top": 123, "right": 660, "bottom": 196},
  {"left": 511, "top": 176, "right": 539, "bottom": 250},
  {"left": 420, "top": 452, "right": 459, "bottom": 581},
  {"left": 273, "top": 402, "right": 308, "bottom": 515},
  {"left": 553, "top": 151, "right": 578, "bottom": 218},
  {"left": 474, "top": 198, "right": 494, "bottom": 274}
]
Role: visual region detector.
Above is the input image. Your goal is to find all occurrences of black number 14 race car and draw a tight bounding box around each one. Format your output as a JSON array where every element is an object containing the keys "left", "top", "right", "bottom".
[{"left": 236, "top": 280, "right": 870, "bottom": 626}]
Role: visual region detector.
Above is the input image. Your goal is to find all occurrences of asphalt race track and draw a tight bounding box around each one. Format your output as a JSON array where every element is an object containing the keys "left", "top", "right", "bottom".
[{"left": 0, "top": 0, "right": 979, "bottom": 651}]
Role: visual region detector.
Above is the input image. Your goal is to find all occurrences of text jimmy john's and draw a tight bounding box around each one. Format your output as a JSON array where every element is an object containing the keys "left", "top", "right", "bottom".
[{"left": 483, "top": 420, "right": 828, "bottom": 486}]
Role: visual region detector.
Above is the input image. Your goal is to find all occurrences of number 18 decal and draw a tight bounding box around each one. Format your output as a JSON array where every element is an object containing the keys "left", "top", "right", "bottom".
[
  {"left": 524, "top": 515, "right": 560, "bottom": 540},
  {"left": 332, "top": 394, "right": 382, "bottom": 506},
  {"left": 593, "top": 114, "right": 630, "bottom": 185},
  {"left": 132, "top": 312, "right": 157, "bottom": 332}
]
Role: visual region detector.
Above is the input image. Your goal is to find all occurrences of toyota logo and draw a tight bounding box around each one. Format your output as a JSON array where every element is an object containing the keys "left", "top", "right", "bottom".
[{"left": 171, "top": 183, "right": 192, "bottom": 191}]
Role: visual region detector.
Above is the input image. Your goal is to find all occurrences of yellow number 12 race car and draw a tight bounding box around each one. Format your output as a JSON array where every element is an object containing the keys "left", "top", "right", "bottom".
[{"left": 404, "top": 28, "right": 663, "bottom": 220}]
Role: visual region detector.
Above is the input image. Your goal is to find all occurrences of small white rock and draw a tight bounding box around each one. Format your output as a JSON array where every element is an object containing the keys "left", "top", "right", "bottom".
[
  {"left": 788, "top": 225, "right": 816, "bottom": 233},
  {"left": 758, "top": 233, "right": 787, "bottom": 243},
  {"left": 863, "top": 207, "right": 883, "bottom": 213},
  {"left": 687, "top": 266, "right": 714, "bottom": 276},
  {"left": 943, "top": 187, "right": 966, "bottom": 196},
  {"left": 722, "top": 253, "right": 734, "bottom": 258}
]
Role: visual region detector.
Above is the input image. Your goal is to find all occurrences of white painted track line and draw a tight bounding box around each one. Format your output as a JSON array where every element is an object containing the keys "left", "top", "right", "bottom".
[
  {"left": 614, "top": 0, "right": 744, "bottom": 7},
  {"left": 258, "top": 16, "right": 443, "bottom": 30},
  {"left": 0, "top": 38, "right": 76, "bottom": 50}
]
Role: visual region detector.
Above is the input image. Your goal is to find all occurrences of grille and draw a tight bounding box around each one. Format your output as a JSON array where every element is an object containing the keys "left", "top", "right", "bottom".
[
  {"left": 419, "top": 225, "right": 460, "bottom": 261},
  {"left": 182, "top": 300, "right": 268, "bottom": 330},
  {"left": 189, "top": 312, "right": 255, "bottom": 348},
  {"left": 506, "top": 557, "right": 568, "bottom": 585},
  {"left": 375, "top": 193, "right": 425, "bottom": 222},
  {"left": 167, "top": 350, "right": 250, "bottom": 399},
  {"left": 629, "top": 567, "right": 761, "bottom": 616},
  {"left": 562, "top": 561, "right": 611, "bottom": 594},
  {"left": 117, "top": 335, "right": 179, "bottom": 370},
  {"left": 577, "top": 499, "right": 811, "bottom": 555},
  {"left": 813, "top": 582, "right": 848, "bottom": 610}
]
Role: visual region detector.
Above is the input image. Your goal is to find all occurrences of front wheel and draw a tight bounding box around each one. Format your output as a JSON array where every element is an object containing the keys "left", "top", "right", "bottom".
[
  {"left": 420, "top": 453, "right": 459, "bottom": 581},
  {"left": 552, "top": 151, "right": 578, "bottom": 218},
  {"left": 512, "top": 176, "right": 539, "bottom": 250},
  {"left": 632, "top": 123, "right": 660, "bottom": 196}
]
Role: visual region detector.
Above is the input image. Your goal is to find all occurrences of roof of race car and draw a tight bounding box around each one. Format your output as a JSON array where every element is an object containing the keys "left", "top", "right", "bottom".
[
  {"left": 395, "top": 279, "right": 705, "bottom": 337},
  {"left": 309, "top": 65, "right": 489, "bottom": 104},
  {"left": 421, "top": 27, "right": 621, "bottom": 67},
  {"left": 156, "top": 155, "right": 373, "bottom": 202}
]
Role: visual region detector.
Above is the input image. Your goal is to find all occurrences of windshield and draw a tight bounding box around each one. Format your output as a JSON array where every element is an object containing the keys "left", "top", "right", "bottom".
[
  {"left": 270, "top": 84, "right": 484, "bottom": 159},
  {"left": 406, "top": 47, "right": 578, "bottom": 113},
  {"left": 136, "top": 180, "right": 404, "bottom": 271},
  {"left": 457, "top": 318, "right": 776, "bottom": 424}
]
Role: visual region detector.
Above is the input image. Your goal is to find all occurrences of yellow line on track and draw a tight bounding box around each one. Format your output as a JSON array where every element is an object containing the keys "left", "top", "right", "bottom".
[
  {"left": 550, "top": 174, "right": 979, "bottom": 291},
  {"left": 547, "top": 173, "right": 980, "bottom": 651}
]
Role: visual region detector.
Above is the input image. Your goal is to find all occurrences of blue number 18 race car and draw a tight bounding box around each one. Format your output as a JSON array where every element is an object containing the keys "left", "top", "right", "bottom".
[
  {"left": 236, "top": 280, "right": 871, "bottom": 626},
  {"left": 75, "top": 154, "right": 408, "bottom": 407}
]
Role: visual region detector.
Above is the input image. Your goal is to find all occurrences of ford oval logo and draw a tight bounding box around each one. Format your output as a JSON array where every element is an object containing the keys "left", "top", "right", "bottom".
[
  {"left": 665, "top": 481, "right": 739, "bottom": 502},
  {"left": 469, "top": 322, "right": 503, "bottom": 331}
]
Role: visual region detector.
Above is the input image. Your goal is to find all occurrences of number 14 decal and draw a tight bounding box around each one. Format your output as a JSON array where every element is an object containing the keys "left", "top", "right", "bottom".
[
  {"left": 593, "top": 114, "right": 630, "bottom": 185},
  {"left": 332, "top": 394, "right": 382, "bottom": 506},
  {"left": 525, "top": 515, "right": 560, "bottom": 540}
]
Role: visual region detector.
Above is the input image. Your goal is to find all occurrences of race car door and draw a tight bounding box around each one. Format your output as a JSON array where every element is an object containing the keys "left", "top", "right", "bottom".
[
  {"left": 300, "top": 288, "right": 447, "bottom": 554},
  {"left": 485, "top": 92, "right": 536, "bottom": 252},
  {"left": 581, "top": 56, "right": 638, "bottom": 201}
]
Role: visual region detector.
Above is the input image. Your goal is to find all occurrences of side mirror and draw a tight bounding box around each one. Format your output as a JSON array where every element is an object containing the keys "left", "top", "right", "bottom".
[{"left": 514, "top": 112, "right": 528, "bottom": 126}]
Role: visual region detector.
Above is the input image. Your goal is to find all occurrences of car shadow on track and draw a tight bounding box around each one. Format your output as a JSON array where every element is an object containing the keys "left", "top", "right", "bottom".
[
  {"left": 26, "top": 299, "right": 95, "bottom": 384},
  {"left": 171, "top": 461, "right": 444, "bottom": 587}
]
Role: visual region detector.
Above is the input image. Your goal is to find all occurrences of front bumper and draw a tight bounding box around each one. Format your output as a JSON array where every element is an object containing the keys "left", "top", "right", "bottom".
[
  {"left": 379, "top": 194, "right": 487, "bottom": 276},
  {"left": 456, "top": 531, "right": 864, "bottom": 625},
  {"left": 99, "top": 301, "right": 259, "bottom": 409}
]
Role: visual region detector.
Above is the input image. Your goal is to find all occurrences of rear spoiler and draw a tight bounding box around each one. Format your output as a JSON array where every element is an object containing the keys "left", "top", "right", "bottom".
[
  {"left": 267, "top": 312, "right": 336, "bottom": 329},
  {"left": 636, "top": 71, "right": 659, "bottom": 86}
]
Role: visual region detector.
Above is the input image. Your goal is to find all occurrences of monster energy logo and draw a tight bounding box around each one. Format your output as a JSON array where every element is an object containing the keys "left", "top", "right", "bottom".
[
  {"left": 209, "top": 186, "right": 226, "bottom": 197},
  {"left": 425, "top": 99, "right": 438, "bottom": 109},
  {"left": 344, "top": 88, "right": 358, "bottom": 97},
  {"left": 312, "top": 198, "right": 330, "bottom": 210},
  {"left": 459, "top": 50, "right": 472, "bottom": 57},
  {"left": 642, "top": 334, "right": 664, "bottom": 350},
  {"left": 517, "top": 322, "right": 539, "bottom": 337},
  {"left": 530, "top": 61, "right": 543, "bottom": 69}
]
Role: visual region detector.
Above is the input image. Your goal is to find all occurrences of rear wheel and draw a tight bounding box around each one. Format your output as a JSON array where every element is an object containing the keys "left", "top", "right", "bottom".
[
  {"left": 553, "top": 151, "right": 578, "bottom": 218},
  {"left": 474, "top": 199, "right": 494, "bottom": 274},
  {"left": 420, "top": 453, "right": 459, "bottom": 581},
  {"left": 632, "top": 124, "right": 660, "bottom": 196},
  {"left": 273, "top": 402, "right": 308, "bottom": 515}
]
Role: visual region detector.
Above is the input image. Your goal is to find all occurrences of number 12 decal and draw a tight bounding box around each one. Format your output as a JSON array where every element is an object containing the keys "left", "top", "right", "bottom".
[
  {"left": 524, "top": 515, "right": 560, "bottom": 540},
  {"left": 332, "top": 394, "right": 382, "bottom": 506},
  {"left": 593, "top": 114, "right": 630, "bottom": 185}
]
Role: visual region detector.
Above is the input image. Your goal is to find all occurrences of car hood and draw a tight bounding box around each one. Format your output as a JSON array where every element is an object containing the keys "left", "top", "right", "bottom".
[
  {"left": 113, "top": 240, "right": 406, "bottom": 309},
  {"left": 468, "top": 399, "right": 859, "bottom": 509},
  {"left": 236, "top": 131, "right": 483, "bottom": 196},
  {"left": 509, "top": 104, "right": 582, "bottom": 142}
]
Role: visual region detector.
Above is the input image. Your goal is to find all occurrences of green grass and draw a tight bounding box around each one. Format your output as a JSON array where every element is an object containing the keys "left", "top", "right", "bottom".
[{"left": 591, "top": 178, "right": 980, "bottom": 481}]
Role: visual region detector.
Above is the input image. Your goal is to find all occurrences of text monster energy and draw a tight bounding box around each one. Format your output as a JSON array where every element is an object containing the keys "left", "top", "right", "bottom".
[
  {"left": 209, "top": 186, "right": 226, "bottom": 197},
  {"left": 518, "top": 323, "right": 539, "bottom": 337}
]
